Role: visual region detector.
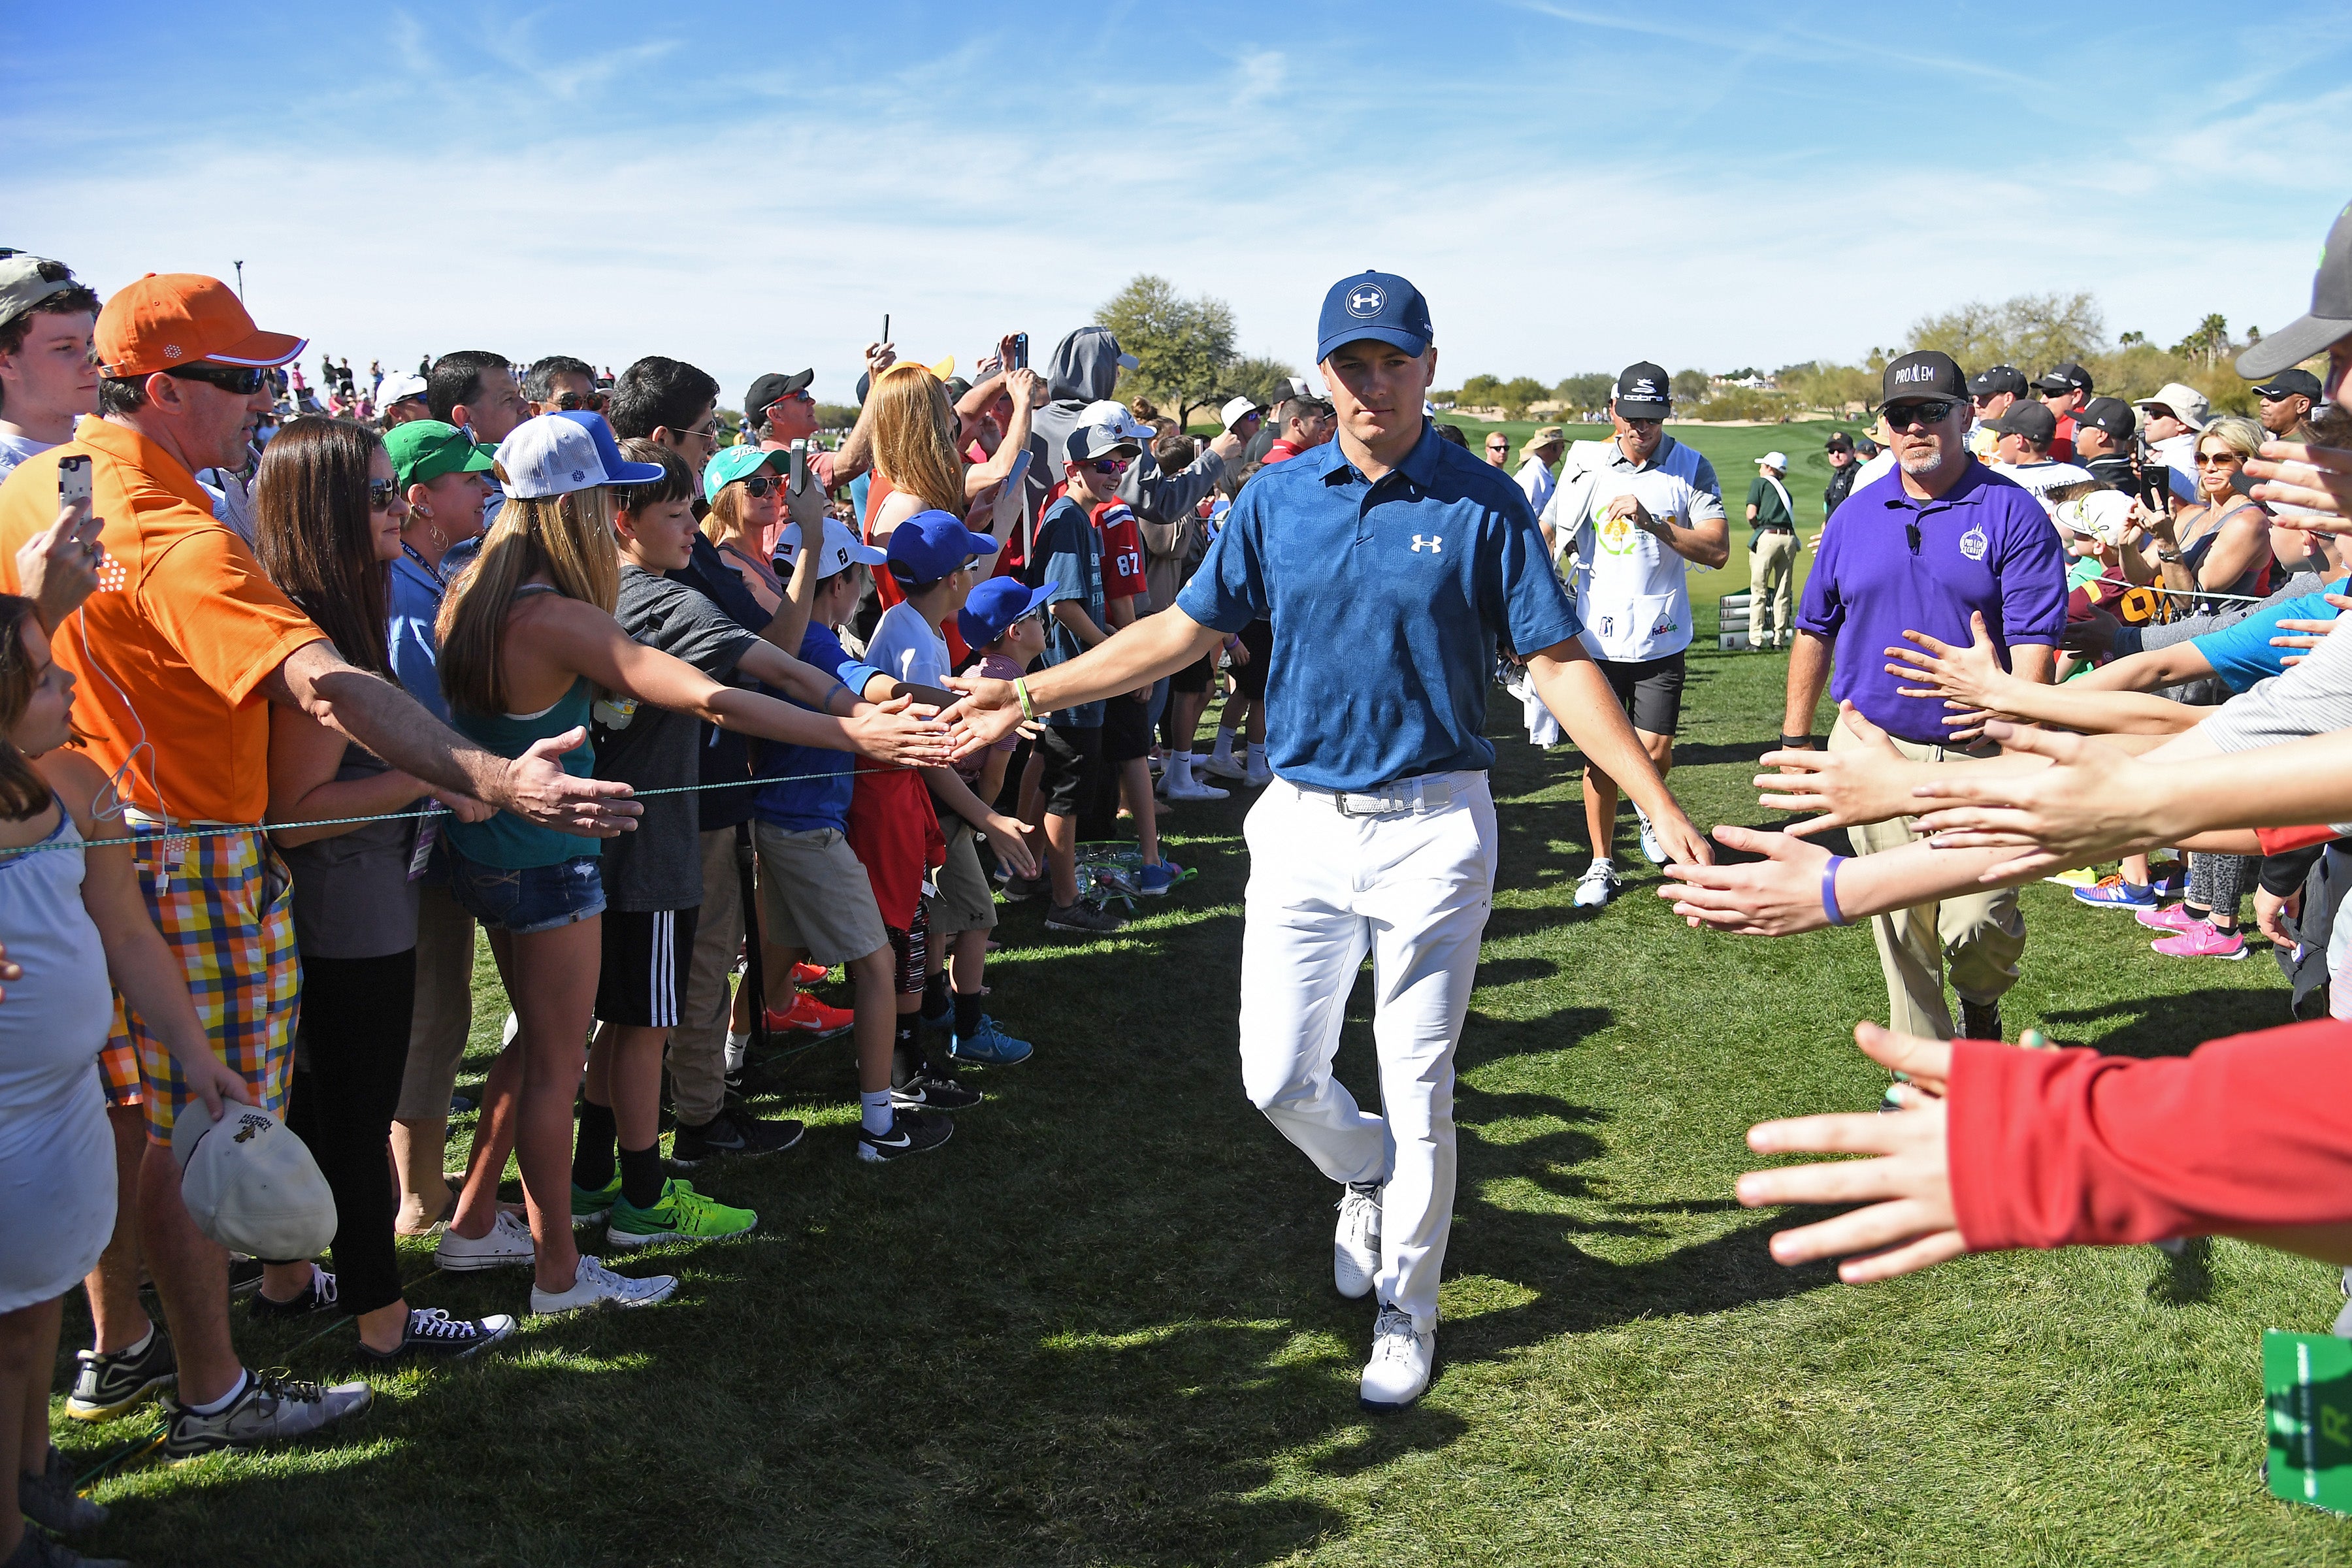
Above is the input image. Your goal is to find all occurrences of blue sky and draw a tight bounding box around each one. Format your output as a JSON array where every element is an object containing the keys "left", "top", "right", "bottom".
[{"left": 6, "top": 1, "right": 2349, "bottom": 406}]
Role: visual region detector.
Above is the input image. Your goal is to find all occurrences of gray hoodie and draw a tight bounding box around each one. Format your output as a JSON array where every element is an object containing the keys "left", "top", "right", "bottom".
[{"left": 1023, "top": 327, "right": 1227, "bottom": 599}]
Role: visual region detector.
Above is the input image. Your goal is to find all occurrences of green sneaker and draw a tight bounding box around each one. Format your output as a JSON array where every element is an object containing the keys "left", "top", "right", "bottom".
[
  {"left": 571, "top": 1171, "right": 621, "bottom": 1228},
  {"left": 605, "top": 1179, "right": 757, "bottom": 1250}
]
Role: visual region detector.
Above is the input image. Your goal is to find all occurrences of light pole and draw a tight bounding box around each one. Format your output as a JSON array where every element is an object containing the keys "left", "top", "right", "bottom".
[{"left": 233, "top": 261, "right": 244, "bottom": 301}]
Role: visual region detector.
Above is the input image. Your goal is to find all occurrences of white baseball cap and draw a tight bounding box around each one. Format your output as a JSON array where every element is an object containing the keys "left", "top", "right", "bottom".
[
  {"left": 2131, "top": 382, "right": 2211, "bottom": 431},
  {"left": 776, "top": 516, "right": 886, "bottom": 580},
  {"left": 1220, "top": 395, "right": 1267, "bottom": 431},
  {"left": 495, "top": 411, "right": 664, "bottom": 500},
  {"left": 377, "top": 372, "right": 428, "bottom": 408},
  {"left": 1757, "top": 451, "right": 1789, "bottom": 471},
  {"left": 171, "top": 1104, "right": 338, "bottom": 1263},
  {"left": 2055, "top": 489, "right": 2136, "bottom": 546},
  {"left": 1076, "top": 399, "right": 1155, "bottom": 447}
]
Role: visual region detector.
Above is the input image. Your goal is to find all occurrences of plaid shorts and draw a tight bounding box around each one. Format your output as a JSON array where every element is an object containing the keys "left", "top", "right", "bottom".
[
  {"left": 100, "top": 994, "right": 142, "bottom": 1108},
  {"left": 127, "top": 826, "right": 300, "bottom": 1145}
]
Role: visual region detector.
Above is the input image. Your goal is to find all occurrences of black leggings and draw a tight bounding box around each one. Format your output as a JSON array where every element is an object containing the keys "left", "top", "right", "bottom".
[{"left": 285, "top": 949, "right": 417, "bottom": 1318}]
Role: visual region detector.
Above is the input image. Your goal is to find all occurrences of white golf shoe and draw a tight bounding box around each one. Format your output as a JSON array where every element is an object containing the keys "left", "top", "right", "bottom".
[
  {"left": 1333, "top": 1182, "right": 1381, "bottom": 1299},
  {"left": 1359, "top": 1303, "right": 1434, "bottom": 1409}
]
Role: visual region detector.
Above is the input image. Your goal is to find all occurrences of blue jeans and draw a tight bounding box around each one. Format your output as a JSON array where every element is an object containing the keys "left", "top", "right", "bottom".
[{"left": 445, "top": 849, "right": 606, "bottom": 935}]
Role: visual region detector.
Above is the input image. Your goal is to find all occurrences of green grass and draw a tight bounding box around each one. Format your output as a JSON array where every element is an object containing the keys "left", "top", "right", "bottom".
[{"left": 52, "top": 636, "right": 2352, "bottom": 1565}]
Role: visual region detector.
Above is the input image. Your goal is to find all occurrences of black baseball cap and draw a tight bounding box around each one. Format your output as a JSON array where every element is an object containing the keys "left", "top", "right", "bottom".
[
  {"left": 2253, "top": 367, "right": 2324, "bottom": 402},
  {"left": 1880, "top": 350, "right": 1968, "bottom": 406},
  {"left": 1613, "top": 361, "right": 1671, "bottom": 419},
  {"left": 2238, "top": 200, "right": 2352, "bottom": 379},
  {"left": 1967, "top": 365, "right": 2029, "bottom": 399},
  {"left": 1824, "top": 431, "right": 1854, "bottom": 452},
  {"left": 2032, "top": 361, "right": 2093, "bottom": 395},
  {"left": 744, "top": 370, "right": 815, "bottom": 429},
  {"left": 2074, "top": 396, "right": 2135, "bottom": 442},
  {"left": 1989, "top": 400, "right": 2058, "bottom": 443}
]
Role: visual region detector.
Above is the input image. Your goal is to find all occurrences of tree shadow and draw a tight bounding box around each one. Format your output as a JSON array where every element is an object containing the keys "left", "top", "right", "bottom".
[{"left": 2038, "top": 987, "right": 2300, "bottom": 1059}]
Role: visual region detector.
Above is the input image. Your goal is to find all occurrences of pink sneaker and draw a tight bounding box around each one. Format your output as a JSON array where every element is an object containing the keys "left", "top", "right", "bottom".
[
  {"left": 2151, "top": 923, "right": 2247, "bottom": 960},
  {"left": 2134, "top": 902, "right": 2200, "bottom": 933}
]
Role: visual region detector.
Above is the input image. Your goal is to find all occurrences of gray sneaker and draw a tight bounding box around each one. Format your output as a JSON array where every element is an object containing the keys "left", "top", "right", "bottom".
[
  {"left": 163, "top": 1370, "right": 372, "bottom": 1461},
  {"left": 20, "top": 1443, "right": 106, "bottom": 1534},
  {"left": 3, "top": 1528, "right": 129, "bottom": 1567},
  {"left": 1045, "top": 900, "right": 1126, "bottom": 934}
]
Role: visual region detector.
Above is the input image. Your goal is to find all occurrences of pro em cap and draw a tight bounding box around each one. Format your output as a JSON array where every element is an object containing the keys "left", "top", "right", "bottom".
[
  {"left": 2238, "top": 200, "right": 2352, "bottom": 379},
  {"left": 1880, "top": 350, "right": 1968, "bottom": 405},
  {"left": 1613, "top": 361, "right": 1671, "bottom": 420},
  {"left": 1316, "top": 270, "right": 1433, "bottom": 363}
]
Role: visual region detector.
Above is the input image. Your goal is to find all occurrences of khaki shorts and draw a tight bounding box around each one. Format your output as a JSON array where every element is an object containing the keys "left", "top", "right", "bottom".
[
  {"left": 924, "top": 822, "right": 999, "bottom": 936},
  {"left": 753, "top": 822, "right": 889, "bottom": 966}
]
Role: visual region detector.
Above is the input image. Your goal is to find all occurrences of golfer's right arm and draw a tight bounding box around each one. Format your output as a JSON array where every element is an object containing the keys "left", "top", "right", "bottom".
[{"left": 947, "top": 609, "right": 1222, "bottom": 749}]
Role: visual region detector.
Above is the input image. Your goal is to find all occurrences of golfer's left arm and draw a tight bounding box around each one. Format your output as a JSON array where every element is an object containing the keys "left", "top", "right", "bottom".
[{"left": 1524, "top": 640, "right": 1713, "bottom": 864}]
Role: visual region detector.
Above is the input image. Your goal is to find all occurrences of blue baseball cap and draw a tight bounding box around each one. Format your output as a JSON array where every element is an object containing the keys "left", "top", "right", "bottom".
[
  {"left": 885, "top": 509, "right": 1000, "bottom": 586},
  {"left": 1316, "top": 270, "right": 1433, "bottom": 364},
  {"left": 550, "top": 410, "right": 664, "bottom": 485},
  {"left": 957, "top": 576, "right": 1054, "bottom": 647},
  {"left": 498, "top": 411, "right": 664, "bottom": 499}
]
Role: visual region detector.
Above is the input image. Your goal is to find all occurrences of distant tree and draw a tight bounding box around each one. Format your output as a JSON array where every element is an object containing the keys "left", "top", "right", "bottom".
[
  {"left": 2171, "top": 313, "right": 2232, "bottom": 368},
  {"left": 2117, "top": 330, "right": 2148, "bottom": 347},
  {"left": 1223, "top": 353, "right": 1300, "bottom": 409},
  {"left": 1720, "top": 367, "right": 1761, "bottom": 383},
  {"left": 1096, "top": 274, "right": 1239, "bottom": 429},
  {"left": 1671, "top": 368, "right": 1711, "bottom": 401},
  {"left": 1456, "top": 372, "right": 1505, "bottom": 409},
  {"left": 1499, "top": 376, "right": 1548, "bottom": 418},
  {"left": 1909, "top": 291, "right": 2105, "bottom": 374},
  {"left": 1554, "top": 372, "right": 1616, "bottom": 410}
]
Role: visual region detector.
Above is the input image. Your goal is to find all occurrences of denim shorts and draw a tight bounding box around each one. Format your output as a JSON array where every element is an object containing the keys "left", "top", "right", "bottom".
[{"left": 444, "top": 849, "right": 606, "bottom": 935}]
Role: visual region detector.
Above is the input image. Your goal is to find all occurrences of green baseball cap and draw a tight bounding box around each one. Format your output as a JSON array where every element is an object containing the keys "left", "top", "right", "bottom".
[
  {"left": 702, "top": 444, "right": 789, "bottom": 504},
  {"left": 383, "top": 419, "right": 497, "bottom": 491}
]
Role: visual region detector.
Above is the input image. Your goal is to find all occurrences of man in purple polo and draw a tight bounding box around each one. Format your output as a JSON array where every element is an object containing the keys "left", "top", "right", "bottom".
[{"left": 1778, "top": 350, "right": 2066, "bottom": 1049}]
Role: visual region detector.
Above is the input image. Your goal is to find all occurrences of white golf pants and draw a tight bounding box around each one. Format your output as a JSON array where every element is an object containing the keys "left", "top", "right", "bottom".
[{"left": 1239, "top": 772, "right": 1497, "bottom": 1333}]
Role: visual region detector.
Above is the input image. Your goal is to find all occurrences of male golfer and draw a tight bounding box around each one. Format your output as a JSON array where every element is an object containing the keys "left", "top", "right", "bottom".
[{"left": 948, "top": 270, "right": 1708, "bottom": 1409}]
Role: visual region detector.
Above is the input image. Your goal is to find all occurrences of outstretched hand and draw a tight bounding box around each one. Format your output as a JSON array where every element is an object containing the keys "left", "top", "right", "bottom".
[
  {"left": 1755, "top": 703, "right": 1910, "bottom": 834},
  {"left": 2248, "top": 440, "right": 2352, "bottom": 520},
  {"left": 506, "top": 728, "right": 642, "bottom": 837},
  {"left": 939, "top": 674, "right": 1027, "bottom": 757},
  {"left": 1736, "top": 1023, "right": 1964, "bottom": 1282},
  {"left": 1904, "top": 721, "right": 2150, "bottom": 879},
  {"left": 846, "top": 693, "right": 955, "bottom": 768},
  {"left": 1886, "top": 611, "right": 2010, "bottom": 718},
  {"left": 1657, "top": 824, "right": 1835, "bottom": 934}
]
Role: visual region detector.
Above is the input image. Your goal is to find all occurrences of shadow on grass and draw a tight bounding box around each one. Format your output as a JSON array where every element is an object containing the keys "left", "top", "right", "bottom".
[{"left": 2040, "top": 986, "right": 2297, "bottom": 1059}]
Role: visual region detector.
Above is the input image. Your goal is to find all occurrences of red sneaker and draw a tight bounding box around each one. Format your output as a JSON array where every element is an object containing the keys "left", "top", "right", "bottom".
[
  {"left": 789, "top": 961, "right": 829, "bottom": 986},
  {"left": 764, "top": 992, "right": 854, "bottom": 1038}
]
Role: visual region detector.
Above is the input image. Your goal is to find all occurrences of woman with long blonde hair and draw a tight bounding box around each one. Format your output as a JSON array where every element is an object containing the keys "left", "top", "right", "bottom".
[{"left": 432, "top": 412, "right": 947, "bottom": 1317}]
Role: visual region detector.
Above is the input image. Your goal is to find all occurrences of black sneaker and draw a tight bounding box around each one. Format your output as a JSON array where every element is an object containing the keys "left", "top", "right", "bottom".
[
  {"left": 355, "top": 1308, "right": 517, "bottom": 1364},
  {"left": 891, "top": 1073, "right": 983, "bottom": 1111},
  {"left": 671, "top": 1107, "right": 806, "bottom": 1166},
  {"left": 1000, "top": 874, "right": 1050, "bottom": 902},
  {"left": 1958, "top": 998, "right": 2002, "bottom": 1042},
  {"left": 20, "top": 1443, "right": 106, "bottom": 1534},
  {"left": 66, "top": 1324, "right": 176, "bottom": 1421},
  {"left": 1045, "top": 900, "right": 1125, "bottom": 934},
  {"left": 248, "top": 1265, "right": 338, "bottom": 1320},
  {"left": 725, "top": 1058, "right": 794, "bottom": 1103},
  {"left": 856, "top": 1107, "right": 954, "bottom": 1163}
]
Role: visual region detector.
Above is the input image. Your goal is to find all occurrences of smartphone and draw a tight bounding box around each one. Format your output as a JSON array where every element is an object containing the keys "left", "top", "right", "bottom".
[
  {"left": 881, "top": 313, "right": 890, "bottom": 348},
  {"left": 788, "top": 437, "right": 808, "bottom": 494},
  {"left": 1011, "top": 333, "right": 1028, "bottom": 372},
  {"left": 58, "top": 454, "right": 91, "bottom": 517}
]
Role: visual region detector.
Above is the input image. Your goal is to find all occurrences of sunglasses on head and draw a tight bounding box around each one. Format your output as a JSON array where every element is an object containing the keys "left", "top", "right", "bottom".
[
  {"left": 367, "top": 477, "right": 403, "bottom": 512},
  {"left": 165, "top": 361, "right": 269, "bottom": 395},
  {"left": 1882, "top": 400, "right": 1957, "bottom": 431}
]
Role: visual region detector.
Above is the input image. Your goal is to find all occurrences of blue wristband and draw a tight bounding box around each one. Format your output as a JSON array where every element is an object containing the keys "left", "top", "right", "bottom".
[{"left": 1821, "top": 855, "right": 1850, "bottom": 926}]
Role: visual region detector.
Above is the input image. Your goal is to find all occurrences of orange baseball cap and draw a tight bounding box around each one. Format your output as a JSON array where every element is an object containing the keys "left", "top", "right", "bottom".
[{"left": 96, "top": 272, "right": 306, "bottom": 378}]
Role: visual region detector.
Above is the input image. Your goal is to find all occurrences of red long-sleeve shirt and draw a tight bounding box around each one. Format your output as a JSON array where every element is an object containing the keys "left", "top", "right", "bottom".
[{"left": 1948, "top": 1022, "right": 2352, "bottom": 1250}]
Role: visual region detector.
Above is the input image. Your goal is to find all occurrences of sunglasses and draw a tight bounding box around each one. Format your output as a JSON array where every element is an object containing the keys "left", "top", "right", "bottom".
[
  {"left": 2194, "top": 450, "right": 2242, "bottom": 466},
  {"left": 1087, "top": 456, "right": 1131, "bottom": 475},
  {"left": 367, "top": 477, "right": 403, "bottom": 512},
  {"left": 549, "top": 390, "right": 608, "bottom": 412},
  {"left": 2257, "top": 391, "right": 2301, "bottom": 402},
  {"left": 1883, "top": 400, "right": 1957, "bottom": 431},
  {"left": 166, "top": 362, "right": 269, "bottom": 395},
  {"left": 736, "top": 475, "right": 782, "bottom": 497}
]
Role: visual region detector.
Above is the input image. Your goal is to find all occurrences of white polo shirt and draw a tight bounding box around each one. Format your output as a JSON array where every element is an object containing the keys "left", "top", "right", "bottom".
[{"left": 1542, "top": 434, "right": 1725, "bottom": 662}]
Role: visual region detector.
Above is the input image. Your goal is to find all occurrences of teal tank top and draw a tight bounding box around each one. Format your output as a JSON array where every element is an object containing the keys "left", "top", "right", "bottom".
[{"left": 444, "top": 603, "right": 602, "bottom": 870}]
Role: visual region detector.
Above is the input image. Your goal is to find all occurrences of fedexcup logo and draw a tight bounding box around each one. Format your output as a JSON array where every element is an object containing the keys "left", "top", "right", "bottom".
[{"left": 1347, "top": 284, "right": 1386, "bottom": 318}]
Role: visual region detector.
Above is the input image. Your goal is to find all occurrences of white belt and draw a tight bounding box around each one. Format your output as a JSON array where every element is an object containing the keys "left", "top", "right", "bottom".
[{"left": 1293, "top": 776, "right": 1457, "bottom": 818}]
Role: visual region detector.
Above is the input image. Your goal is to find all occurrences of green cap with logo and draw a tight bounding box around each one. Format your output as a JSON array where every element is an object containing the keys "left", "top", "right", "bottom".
[
  {"left": 702, "top": 445, "right": 789, "bottom": 504},
  {"left": 383, "top": 419, "right": 497, "bottom": 491}
]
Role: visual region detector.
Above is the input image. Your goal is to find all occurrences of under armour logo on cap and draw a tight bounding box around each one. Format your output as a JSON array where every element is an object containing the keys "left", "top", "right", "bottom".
[
  {"left": 1317, "top": 270, "right": 1433, "bottom": 363},
  {"left": 1347, "top": 284, "right": 1386, "bottom": 318}
]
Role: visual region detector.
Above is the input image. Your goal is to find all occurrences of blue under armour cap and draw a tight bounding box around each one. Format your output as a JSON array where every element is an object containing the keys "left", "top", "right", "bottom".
[
  {"left": 885, "top": 508, "right": 1000, "bottom": 586},
  {"left": 1316, "top": 270, "right": 1433, "bottom": 364},
  {"left": 957, "top": 575, "right": 1054, "bottom": 648}
]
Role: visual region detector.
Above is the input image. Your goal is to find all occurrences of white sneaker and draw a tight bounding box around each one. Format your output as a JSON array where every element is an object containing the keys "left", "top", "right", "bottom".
[
  {"left": 1333, "top": 1183, "right": 1382, "bottom": 1299},
  {"left": 1243, "top": 757, "right": 1273, "bottom": 788},
  {"left": 1573, "top": 860, "right": 1619, "bottom": 909},
  {"left": 1635, "top": 806, "right": 1667, "bottom": 866},
  {"left": 1359, "top": 1303, "right": 1435, "bottom": 1409},
  {"left": 435, "top": 1209, "right": 536, "bottom": 1271},
  {"left": 1201, "top": 753, "right": 1248, "bottom": 781},
  {"left": 530, "top": 1254, "right": 678, "bottom": 1316},
  {"left": 1164, "top": 774, "right": 1229, "bottom": 802}
]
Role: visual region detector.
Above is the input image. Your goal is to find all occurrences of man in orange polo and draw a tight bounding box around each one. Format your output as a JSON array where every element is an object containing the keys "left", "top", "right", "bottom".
[{"left": 0, "top": 272, "right": 641, "bottom": 1460}]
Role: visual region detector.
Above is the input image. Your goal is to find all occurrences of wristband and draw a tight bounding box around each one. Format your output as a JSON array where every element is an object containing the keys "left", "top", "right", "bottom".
[
  {"left": 1778, "top": 732, "right": 1815, "bottom": 750},
  {"left": 1014, "top": 678, "right": 1037, "bottom": 722},
  {"left": 1821, "top": 855, "right": 1850, "bottom": 926}
]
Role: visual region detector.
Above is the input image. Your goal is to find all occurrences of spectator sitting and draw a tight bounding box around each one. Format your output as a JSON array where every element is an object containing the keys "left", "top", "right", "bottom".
[{"left": 2142, "top": 414, "right": 2273, "bottom": 612}]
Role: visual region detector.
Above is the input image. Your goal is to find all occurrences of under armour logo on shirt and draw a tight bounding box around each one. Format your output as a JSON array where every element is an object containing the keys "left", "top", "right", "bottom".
[{"left": 1411, "top": 534, "right": 1442, "bottom": 553}]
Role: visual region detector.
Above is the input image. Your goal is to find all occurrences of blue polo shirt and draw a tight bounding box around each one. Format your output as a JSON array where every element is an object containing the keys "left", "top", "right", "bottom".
[
  {"left": 387, "top": 541, "right": 466, "bottom": 723},
  {"left": 1176, "top": 420, "right": 1582, "bottom": 791},
  {"left": 2191, "top": 578, "right": 2348, "bottom": 693},
  {"left": 1797, "top": 460, "right": 2066, "bottom": 745}
]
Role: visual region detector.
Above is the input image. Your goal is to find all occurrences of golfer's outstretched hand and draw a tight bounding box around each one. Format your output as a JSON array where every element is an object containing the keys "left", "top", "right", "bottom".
[
  {"left": 1658, "top": 825, "right": 1833, "bottom": 934},
  {"left": 1738, "top": 1024, "right": 1964, "bottom": 1282}
]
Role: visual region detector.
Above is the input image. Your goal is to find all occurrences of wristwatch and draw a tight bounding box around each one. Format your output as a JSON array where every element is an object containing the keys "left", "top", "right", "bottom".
[{"left": 2157, "top": 549, "right": 2185, "bottom": 564}]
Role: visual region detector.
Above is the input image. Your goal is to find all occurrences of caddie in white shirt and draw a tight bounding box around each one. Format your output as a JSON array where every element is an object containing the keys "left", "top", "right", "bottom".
[{"left": 1539, "top": 361, "right": 1727, "bottom": 908}]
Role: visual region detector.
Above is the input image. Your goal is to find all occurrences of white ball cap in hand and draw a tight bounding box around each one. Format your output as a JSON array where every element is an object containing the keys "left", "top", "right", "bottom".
[{"left": 171, "top": 1103, "right": 338, "bottom": 1262}]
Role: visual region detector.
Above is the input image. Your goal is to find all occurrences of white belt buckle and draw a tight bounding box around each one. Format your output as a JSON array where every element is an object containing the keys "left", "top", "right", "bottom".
[{"left": 1336, "top": 783, "right": 1409, "bottom": 818}]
